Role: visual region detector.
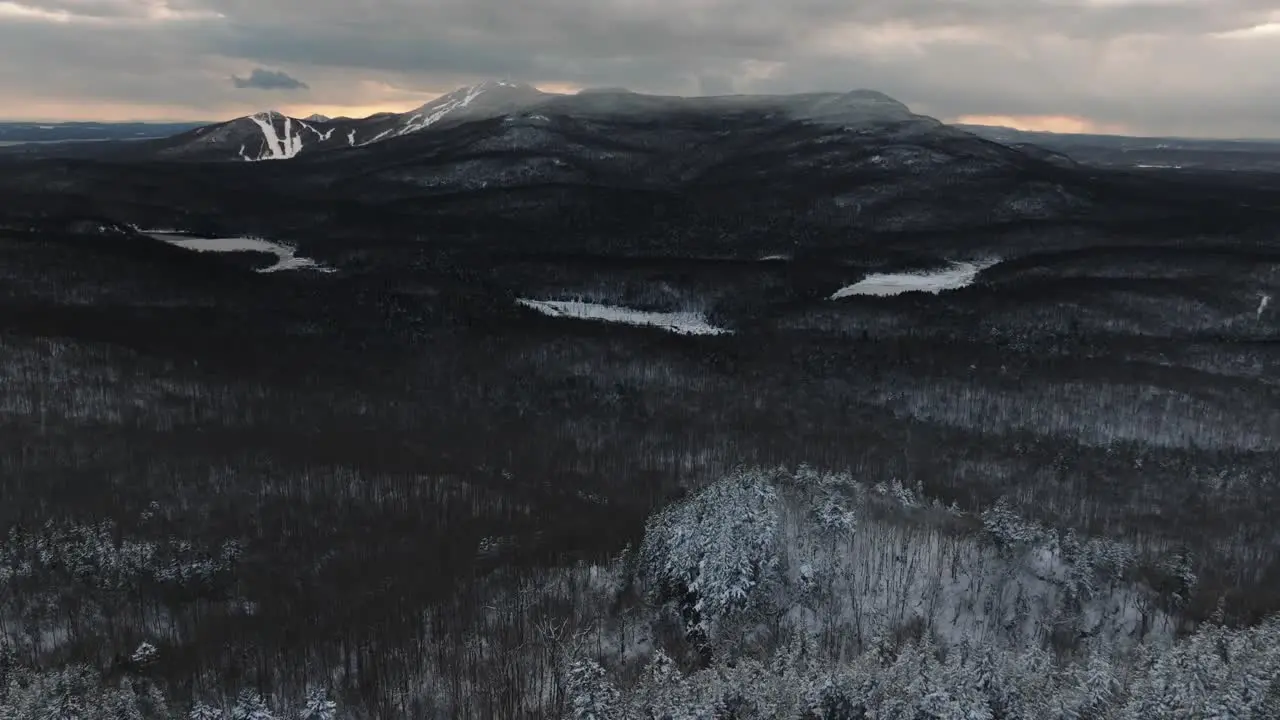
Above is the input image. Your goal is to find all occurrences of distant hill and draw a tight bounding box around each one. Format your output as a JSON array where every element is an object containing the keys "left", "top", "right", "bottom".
[
  {"left": 959, "top": 123, "right": 1280, "bottom": 171},
  {"left": 0, "top": 121, "right": 209, "bottom": 144}
]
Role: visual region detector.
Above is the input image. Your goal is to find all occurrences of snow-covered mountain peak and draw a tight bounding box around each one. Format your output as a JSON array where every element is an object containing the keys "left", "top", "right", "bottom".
[
  {"left": 393, "top": 80, "right": 549, "bottom": 138},
  {"left": 241, "top": 112, "right": 306, "bottom": 161},
  {"left": 404, "top": 83, "right": 492, "bottom": 117},
  {"left": 198, "top": 110, "right": 335, "bottom": 162},
  {"left": 463, "top": 79, "right": 538, "bottom": 94},
  {"left": 405, "top": 80, "right": 543, "bottom": 116},
  {"left": 165, "top": 80, "right": 552, "bottom": 158},
  {"left": 152, "top": 83, "right": 934, "bottom": 163}
]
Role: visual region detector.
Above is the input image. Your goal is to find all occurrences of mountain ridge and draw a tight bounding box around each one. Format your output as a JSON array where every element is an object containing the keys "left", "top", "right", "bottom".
[
  {"left": 10, "top": 78, "right": 1240, "bottom": 260},
  {"left": 135, "top": 82, "right": 941, "bottom": 163},
  {"left": 146, "top": 80, "right": 554, "bottom": 161}
]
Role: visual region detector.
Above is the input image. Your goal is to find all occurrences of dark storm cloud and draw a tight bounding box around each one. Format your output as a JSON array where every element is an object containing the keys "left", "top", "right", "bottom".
[
  {"left": 231, "top": 68, "right": 309, "bottom": 91},
  {"left": 4, "top": 0, "right": 1280, "bottom": 135},
  {"left": 697, "top": 75, "right": 735, "bottom": 96}
]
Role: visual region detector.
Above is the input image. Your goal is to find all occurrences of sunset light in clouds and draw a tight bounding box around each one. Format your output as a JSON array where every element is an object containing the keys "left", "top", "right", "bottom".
[
  {"left": 2, "top": 0, "right": 1280, "bottom": 136},
  {"left": 954, "top": 115, "right": 1133, "bottom": 136}
]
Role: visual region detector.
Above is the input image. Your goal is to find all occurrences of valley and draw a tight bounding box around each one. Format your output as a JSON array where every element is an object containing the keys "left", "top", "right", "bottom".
[{"left": 0, "top": 84, "right": 1277, "bottom": 718}]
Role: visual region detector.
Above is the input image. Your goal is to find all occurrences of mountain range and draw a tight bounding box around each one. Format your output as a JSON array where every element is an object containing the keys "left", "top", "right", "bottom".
[
  {"left": 2, "top": 79, "right": 1275, "bottom": 263},
  {"left": 8, "top": 82, "right": 1280, "bottom": 174},
  {"left": 129, "top": 80, "right": 948, "bottom": 164},
  {"left": 149, "top": 80, "right": 550, "bottom": 161},
  {"left": 0, "top": 81, "right": 1106, "bottom": 256}
]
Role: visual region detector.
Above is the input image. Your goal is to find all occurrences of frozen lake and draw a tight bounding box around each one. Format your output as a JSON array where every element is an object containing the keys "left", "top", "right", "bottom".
[
  {"left": 145, "top": 233, "right": 334, "bottom": 273},
  {"left": 830, "top": 260, "right": 998, "bottom": 299},
  {"left": 516, "top": 299, "right": 729, "bottom": 335}
]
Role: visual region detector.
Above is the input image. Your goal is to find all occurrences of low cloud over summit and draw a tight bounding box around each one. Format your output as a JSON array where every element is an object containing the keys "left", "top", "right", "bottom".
[{"left": 231, "top": 68, "right": 309, "bottom": 91}]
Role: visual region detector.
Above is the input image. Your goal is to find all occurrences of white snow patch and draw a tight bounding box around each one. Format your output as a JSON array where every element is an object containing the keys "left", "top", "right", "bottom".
[
  {"left": 128, "top": 225, "right": 185, "bottom": 234},
  {"left": 1259, "top": 293, "right": 1272, "bottom": 319},
  {"left": 395, "top": 82, "right": 489, "bottom": 137},
  {"left": 242, "top": 112, "right": 305, "bottom": 161},
  {"left": 355, "top": 128, "right": 393, "bottom": 147},
  {"left": 347, "top": 129, "right": 357, "bottom": 147},
  {"left": 146, "top": 233, "right": 334, "bottom": 273},
  {"left": 1135, "top": 163, "right": 1183, "bottom": 169},
  {"left": 759, "top": 254, "right": 790, "bottom": 261},
  {"left": 830, "top": 259, "right": 998, "bottom": 299},
  {"left": 130, "top": 642, "right": 158, "bottom": 665},
  {"left": 298, "top": 121, "right": 334, "bottom": 142},
  {"left": 516, "top": 299, "right": 729, "bottom": 335}
]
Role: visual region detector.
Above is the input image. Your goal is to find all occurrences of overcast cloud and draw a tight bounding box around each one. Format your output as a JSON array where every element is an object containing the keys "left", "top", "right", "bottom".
[
  {"left": 231, "top": 67, "right": 308, "bottom": 90},
  {"left": 2, "top": 0, "right": 1280, "bottom": 136}
]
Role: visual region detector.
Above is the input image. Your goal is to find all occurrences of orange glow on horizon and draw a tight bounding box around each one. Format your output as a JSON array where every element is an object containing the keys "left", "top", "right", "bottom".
[
  {"left": 2, "top": 81, "right": 586, "bottom": 123},
  {"left": 953, "top": 114, "right": 1130, "bottom": 135}
]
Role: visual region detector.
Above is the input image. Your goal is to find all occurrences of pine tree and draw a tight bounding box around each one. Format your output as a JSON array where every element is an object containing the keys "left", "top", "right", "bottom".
[
  {"left": 189, "top": 701, "right": 224, "bottom": 720},
  {"left": 230, "top": 690, "right": 276, "bottom": 720},
  {"left": 639, "top": 469, "right": 782, "bottom": 639},
  {"left": 129, "top": 642, "right": 158, "bottom": 671},
  {"left": 299, "top": 688, "right": 337, "bottom": 720},
  {"left": 565, "top": 659, "right": 619, "bottom": 720}
]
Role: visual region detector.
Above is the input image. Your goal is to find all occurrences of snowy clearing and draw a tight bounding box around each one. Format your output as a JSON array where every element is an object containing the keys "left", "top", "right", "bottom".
[
  {"left": 516, "top": 299, "right": 729, "bottom": 335},
  {"left": 1260, "top": 293, "right": 1272, "bottom": 319},
  {"left": 830, "top": 259, "right": 998, "bottom": 299},
  {"left": 356, "top": 129, "right": 393, "bottom": 147},
  {"left": 146, "top": 233, "right": 334, "bottom": 273},
  {"left": 298, "top": 121, "right": 334, "bottom": 142},
  {"left": 397, "top": 82, "right": 489, "bottom": 136},
  {"left": 241, "top": 112, "right": 305, "bottom": 161}
]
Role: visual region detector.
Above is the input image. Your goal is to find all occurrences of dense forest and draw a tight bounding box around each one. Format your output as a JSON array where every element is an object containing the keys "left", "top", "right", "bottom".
[{"left": 1, "top": 213, "right": 1278, "bottom": 717}]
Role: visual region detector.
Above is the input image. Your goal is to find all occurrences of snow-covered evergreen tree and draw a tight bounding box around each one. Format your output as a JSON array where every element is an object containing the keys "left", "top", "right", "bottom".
[
  {"left": 230, "top": 689, "right": 276, "bottom": 720},
  {"left": 565, "top": 659, "right": 619, "bottom": 720},
  {"left": 130, "top": 642, "right": 158, "bottom": 670},
  {"left": 639, "top": 469, "right": 782, "bottom": 639},
  {"left": 1119, "top": 615, "right": 1280, "bottom": 718},
  {"left": 189, "top": 701, "right": 224, "bottom": 720},
  {"left": 0, "top": 664, "right": 171, "bottom": 720},
  {"left": 298, "top": 687, "right": 337, "bottom": 720},
  {"left": 981, "top": 497, "right": 1047, "bottom": 551},
  {"left": 812, "top": 487, "right": 856, "bottom": 536}
]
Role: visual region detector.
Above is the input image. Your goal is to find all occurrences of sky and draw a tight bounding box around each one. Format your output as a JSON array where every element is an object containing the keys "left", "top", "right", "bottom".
[{"left": 3, "top": 0, "right": 1280, "bottom": 137}]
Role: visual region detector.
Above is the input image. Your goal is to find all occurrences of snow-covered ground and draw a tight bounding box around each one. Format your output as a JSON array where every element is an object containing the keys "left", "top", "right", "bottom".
[
  {"left": 830, "top": 259, "right": 998, "bottom": 299},
  {"left": 1260, "top": 293, "right": 1272, "bottom": 319},
  {"left": 516, "top": 299, "right": 729, "bottom": 335},
  {"left": 145, "top": 233, "right": 334, "bottom": 273}
]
